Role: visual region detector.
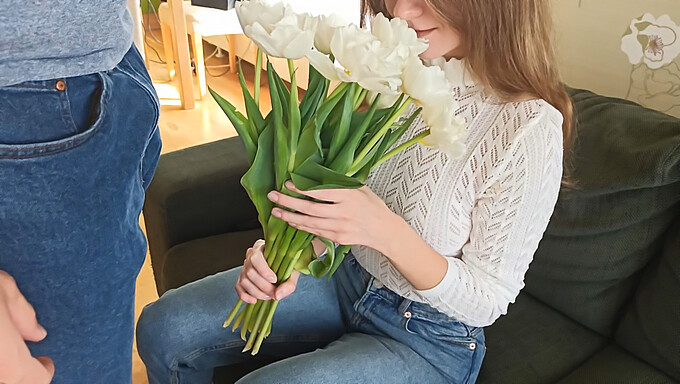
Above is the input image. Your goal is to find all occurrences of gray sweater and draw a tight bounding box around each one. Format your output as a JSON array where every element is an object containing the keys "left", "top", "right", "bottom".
[{"left": 0, "top": 0, "right": 133, "bottom": 87}]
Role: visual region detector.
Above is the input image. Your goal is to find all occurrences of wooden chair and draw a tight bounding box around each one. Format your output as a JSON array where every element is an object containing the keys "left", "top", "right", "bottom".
[{"left": 158, "top": 0, "right": 242, "bottom": 109}]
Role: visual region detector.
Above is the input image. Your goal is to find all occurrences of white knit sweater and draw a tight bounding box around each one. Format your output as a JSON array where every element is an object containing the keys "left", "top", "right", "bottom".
[{"left": 351, "top": 58, "right": 564, "bottom": 327}]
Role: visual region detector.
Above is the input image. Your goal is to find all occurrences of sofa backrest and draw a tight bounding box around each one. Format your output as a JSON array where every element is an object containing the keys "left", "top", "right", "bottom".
[{"left": 523, "top": 89, "right": 680, "bottom": 338}]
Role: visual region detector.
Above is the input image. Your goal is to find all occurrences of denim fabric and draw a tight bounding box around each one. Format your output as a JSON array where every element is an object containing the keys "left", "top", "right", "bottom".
[
  {"left": 0, "top": 46, "right": 161, "bottom": 383},
  {"left": 137, "top": 253, "right": 485, "bottom": 383}
]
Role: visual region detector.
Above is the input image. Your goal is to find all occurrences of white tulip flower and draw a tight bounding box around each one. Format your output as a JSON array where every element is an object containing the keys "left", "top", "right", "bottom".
[
  {"left": 314, "top": 14, "right": 348, "bottom": 55},
  {"left": 236, "top": 0, "right": 316, "bottom": 59},
  {"left": 402, "top": 58, "right": 451, "bottom": 107},
  {"left": 307, "top": 24, "right": 403, "bottom": 94},
  {"left": 371, "top": 13, "right": 428, "bottom": 60},
  {"left": 421, "top": 106, "right": 467, "bottom": 157}
]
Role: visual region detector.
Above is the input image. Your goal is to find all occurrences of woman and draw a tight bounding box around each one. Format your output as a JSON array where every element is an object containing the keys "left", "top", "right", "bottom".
[{"left": 137, "top": 0, "right": 573, "bottom": 382}]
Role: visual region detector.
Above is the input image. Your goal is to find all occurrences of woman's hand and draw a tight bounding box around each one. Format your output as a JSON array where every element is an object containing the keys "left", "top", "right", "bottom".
[
  {"left": 235, "top": 240, "right": 300, "bottom": 303},
  {"left": 267, "top": 181, "right": 400, "bottom": 254}
]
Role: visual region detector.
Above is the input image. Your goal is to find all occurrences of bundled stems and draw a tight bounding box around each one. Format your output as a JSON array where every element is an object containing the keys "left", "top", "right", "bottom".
[{"left": 224, "top": 221, "right": 314, "bottom": 355}]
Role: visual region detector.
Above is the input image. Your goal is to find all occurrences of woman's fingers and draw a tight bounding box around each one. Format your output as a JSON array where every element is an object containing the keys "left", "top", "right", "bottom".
[
  {"left": 247, "top": 249, "right": 277, "bottom": 284},
  {"left": 236, "top": 239, "right": 303, "bottom": 303},
  {"left": 237, "top": 239, "right": 277, "bottom": 303},
  {"left": 274, "top": 270, "right": 300, "bottom": 300},
  {"left": 239, "top": 277, "right": 273, "bottom": 301},
  {"left": 235, "top": 280, "right": 258, "bottom": 304}
]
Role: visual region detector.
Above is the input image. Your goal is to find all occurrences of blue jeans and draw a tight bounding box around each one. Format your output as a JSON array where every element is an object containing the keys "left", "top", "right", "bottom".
[
  {"left": 0, "top": 46, "right": 161, "bottom": 383},
  {"left": 137, "top": 254, "right": 485, "bottom": 383}
]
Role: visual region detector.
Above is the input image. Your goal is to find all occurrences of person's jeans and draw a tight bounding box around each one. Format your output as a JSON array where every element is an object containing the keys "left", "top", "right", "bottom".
[
  {"left": 0, "top": 45, "right": 161, "bottom": 384},
  {"left": 137, "top": 253, "right": 486, "bottom": 383}
]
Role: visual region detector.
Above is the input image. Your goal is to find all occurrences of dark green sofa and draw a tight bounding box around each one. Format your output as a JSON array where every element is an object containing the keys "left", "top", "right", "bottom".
[{"left": 142, "top": 89, "right": 680, "bottom": 383}]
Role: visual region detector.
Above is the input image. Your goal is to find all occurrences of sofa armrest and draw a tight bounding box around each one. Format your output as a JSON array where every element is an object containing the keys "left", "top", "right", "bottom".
[{"left": 143, "top": 136, "right": 259, "bottom": 292}]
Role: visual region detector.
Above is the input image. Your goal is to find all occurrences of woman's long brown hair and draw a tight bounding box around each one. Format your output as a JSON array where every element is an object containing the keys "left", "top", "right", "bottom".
[{"left": 362, "top": 0, "right": 575, "bottom": 185}]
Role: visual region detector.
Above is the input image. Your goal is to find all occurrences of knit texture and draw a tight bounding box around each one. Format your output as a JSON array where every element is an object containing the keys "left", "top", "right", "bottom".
[{"left": 352, "top": 58, "right": 564, "bottom": 327}]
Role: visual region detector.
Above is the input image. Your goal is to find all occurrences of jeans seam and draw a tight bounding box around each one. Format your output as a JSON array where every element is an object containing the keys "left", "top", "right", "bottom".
[
  {"left": 116, "top": 66, "right": 160, "bottom": 131},
  {"left": 60, "top": 81, "right": 78, "bottom": 135},
  {"left": 180, "top": 334, "right": 336, "bottom": 365}
]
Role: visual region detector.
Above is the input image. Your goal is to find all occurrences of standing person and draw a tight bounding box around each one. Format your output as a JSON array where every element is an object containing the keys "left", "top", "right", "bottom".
[
  {"left": 0, "top": 1, "right": 162, "bottom": 383},
  {"left": 137, "top": 0, "right": 573, "bottom": 383}
]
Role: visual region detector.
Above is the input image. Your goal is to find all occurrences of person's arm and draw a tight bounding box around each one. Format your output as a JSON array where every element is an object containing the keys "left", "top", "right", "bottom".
[
  {"left": 382, "top": 121, "right": 564, "bottom": 326},
  {"left": 269, "top": 111, "right": 563, "bottom": 326},
  {"left": 0, "top": 271, "right": 54, "bottom": 384}
]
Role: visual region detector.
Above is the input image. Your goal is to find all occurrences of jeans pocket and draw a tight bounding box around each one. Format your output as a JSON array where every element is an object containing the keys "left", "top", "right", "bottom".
[
  {"left": 403, "top": 302, "right": 484, "bottom": 383},
  {"left": 0, "top": 73, "right": 108, "bottom": 159}
]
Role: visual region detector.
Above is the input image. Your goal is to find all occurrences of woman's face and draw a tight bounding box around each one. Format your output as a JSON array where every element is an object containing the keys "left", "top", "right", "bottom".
[{"left": 384, "top": 0, "right": 465, "bottom": 60}]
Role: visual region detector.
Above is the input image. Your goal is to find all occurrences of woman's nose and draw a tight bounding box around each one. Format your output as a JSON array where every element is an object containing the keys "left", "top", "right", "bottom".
[{"left": 390, "top": 0, "right": 424, "bottom": 21}]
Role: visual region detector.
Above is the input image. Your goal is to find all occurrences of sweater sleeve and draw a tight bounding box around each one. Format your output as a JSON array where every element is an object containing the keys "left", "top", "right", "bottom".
[{"left": 412, "top": 110, "right": 564, "bottom": 327}]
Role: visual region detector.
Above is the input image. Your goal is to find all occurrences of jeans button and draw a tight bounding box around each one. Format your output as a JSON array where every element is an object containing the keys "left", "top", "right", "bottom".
[{"left": 372, "top": 279, "right": 384, "bottom": 289}]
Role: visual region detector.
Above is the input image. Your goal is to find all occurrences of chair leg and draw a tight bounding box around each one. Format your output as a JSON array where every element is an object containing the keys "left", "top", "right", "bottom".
[
  {"left": 168, "top": 0, "right": 195, "bottom": 109},
  {"left": 160, "top": 22, "right": 176, "bottom": 81},
  {"left": 191, "top": 33, "right": 207, "bottom": 99},
  {"left": 228, "top": 35, "right": 237, "bottom": 74}
]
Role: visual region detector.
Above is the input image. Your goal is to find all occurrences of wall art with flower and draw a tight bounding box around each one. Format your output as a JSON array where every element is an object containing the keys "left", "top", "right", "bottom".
[{"left": 620, "top": 14, "right": 680, "bottom": 116}]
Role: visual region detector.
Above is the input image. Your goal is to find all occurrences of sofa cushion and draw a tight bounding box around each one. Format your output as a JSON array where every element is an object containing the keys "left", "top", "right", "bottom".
[
  {"left": 144, "top": 137, "right": 258, "bottom": 294},
  {"left": 524, "top": 89, "right": 680, "bottom": 335},
  {"left": 614, "top": 218, "right": 680, "bottom": 381},
  {"left": 477, "top": 293, "right": 607, "bottom": 384},
  {"left": 557, "top": 345, "right": 678, "bottom": 384},
  {"left": 162, "top": 228, "right": 263, "bottom": 292}
]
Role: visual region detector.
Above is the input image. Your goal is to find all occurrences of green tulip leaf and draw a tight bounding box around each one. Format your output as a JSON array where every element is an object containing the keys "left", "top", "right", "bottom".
[
  {"left": 326, "top": 83, "right": 357, "bottom": 165},
  {"left": 308, "top": 238, "right": 335, "bottom": 278},
  {"left": 238, "top": 61, "right": 266, "bottom": 136},
  {"left": 209, "top": 87, "right": 257, "bottom": 164},
  {"left": 267, "top": 62, "right": 290, "bottom": 190},
  {"left": 241, "top": 122, "right": 276, "bottom": 231},
  {"left": 290, "top": 158, "right": 364, "bottom": 191},
  {"left": 300, "top": 64, "right": 329, "bottom": 128},
  {"left": 328, "top": 244, "right": 352, "bottom": 278},
  {"left": 328, "top": 95, "right": 382, "bottom": 173}
]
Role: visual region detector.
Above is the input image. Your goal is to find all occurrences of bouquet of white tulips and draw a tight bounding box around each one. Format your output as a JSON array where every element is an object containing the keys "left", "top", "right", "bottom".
[{"left": 210, "top": 0, "right": 467, "bottom": 355}]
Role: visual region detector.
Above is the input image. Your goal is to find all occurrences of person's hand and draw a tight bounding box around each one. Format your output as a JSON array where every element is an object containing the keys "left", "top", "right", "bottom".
[
  {"left": 267, "top": 181, "right": 399, "bottom": 254},
  {"left": 236, "top": 240, "right": 300, "bottom": 303},
  {"left": 0, "top": 270, "right": 54, "bottom": 384}
]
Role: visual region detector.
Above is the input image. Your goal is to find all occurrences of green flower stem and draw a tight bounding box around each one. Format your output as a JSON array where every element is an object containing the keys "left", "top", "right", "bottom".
[
  {"left": 254, "top": 49, "right": 262, "bottom": 107},
  {"left": 279, "top": 233, "right": 312, "bottom": 279},
  {"left": 252, "top": 300, "right": 279, "bottom": 355},
  {"left": 373, "top": 130, "right": 430, "bottom": 169},
  {"left": 231, "top": 305, "right": 247, "bottom": 332},
  {"left": 287, "top": 59, "right": 296, "bottom": 86},
  {"left": 270, "top": 226, "right": 296, "bottom": 273},
  {"left": 327, "top": 82, "right": 350, "bottom": 101},
  {"left": 223, "top": 299, "right": 244, "bottom": 328},
  {"left": 244, "top": 300, "right": 270, "bottom": 352},
  {"left": 240, "top": 300, "right": 258, "bottom": 341},
  {"left": 353, "top": 88, "right": 367, "bottom": 110},
  {"left": 264, "top": 317, "right": 272, "bottom": 338},
  {"left": 349, "top": 97, "right": 413, "bottom": 174}
]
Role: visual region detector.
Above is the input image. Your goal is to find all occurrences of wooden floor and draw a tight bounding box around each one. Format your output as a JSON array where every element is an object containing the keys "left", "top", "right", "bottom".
[{"left": 132, "top": 36, "right": 271, "bottom": 383}]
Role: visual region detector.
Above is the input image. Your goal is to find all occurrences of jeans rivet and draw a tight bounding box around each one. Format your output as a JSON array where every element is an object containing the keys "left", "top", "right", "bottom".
[
  {"left": 469, "top": 342, "right": 476, "bottom": 350},
  {"left": 403, "top": 311, "right": 412, "bottom": 319},
  {"left": 56, "top": 80, "right": 66, "bottom": 91}
]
